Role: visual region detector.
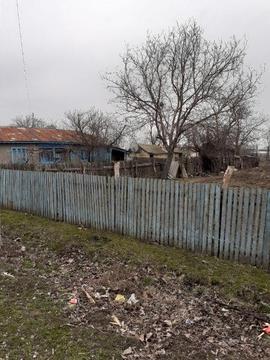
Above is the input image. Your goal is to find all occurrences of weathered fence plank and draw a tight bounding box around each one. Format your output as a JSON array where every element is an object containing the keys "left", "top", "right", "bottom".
[{"left": 0, "top": 169, "right": 269, "bottom": 269}]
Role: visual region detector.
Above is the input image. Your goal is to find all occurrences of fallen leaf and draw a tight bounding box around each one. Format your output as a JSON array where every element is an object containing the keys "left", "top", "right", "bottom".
[
  {"left": 111, "top": 315, "right": 122, "bottom": 327},
  {"left": 115, "top": 294, "right": 126, "bottom": 303}
]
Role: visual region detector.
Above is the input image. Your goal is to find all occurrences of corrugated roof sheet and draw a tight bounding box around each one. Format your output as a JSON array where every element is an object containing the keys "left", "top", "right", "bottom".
[
  {"left": 0, "top": 127, "right": 81, "bottom": 143},
  {"left": 138, "top": 144, "right": 167, "bottom": 155},
  {"left": 138, "top": 144, "right": 184, "bottom": 155}
]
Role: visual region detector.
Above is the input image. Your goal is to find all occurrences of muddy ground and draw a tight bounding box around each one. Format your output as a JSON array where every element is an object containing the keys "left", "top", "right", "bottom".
[
  {"left": 182, "top": 162, "right": 270, "bottom": 189},
  {"left": 1, "top": 210, "right": 270, "bottom": 359}
]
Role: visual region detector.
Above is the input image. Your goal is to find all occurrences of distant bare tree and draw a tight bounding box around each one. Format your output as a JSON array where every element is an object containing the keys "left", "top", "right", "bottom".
[
  {"left": 65, "top": 108, "right": 127, "bottom": 149},
  {"left": 11, "top": 114, "right": 57, "bottom": 129},
  {"left": 106, "top": 20, "right": 261, "bottom": 177},
  {"left": 189, "top": 103, "right": 265, "bottom": 157},
  {"left": 231, "top": 115, "right": 265, "bottom": 155},
  {"left": 264, "top": 122, "right": 270, "bottom": 160}
]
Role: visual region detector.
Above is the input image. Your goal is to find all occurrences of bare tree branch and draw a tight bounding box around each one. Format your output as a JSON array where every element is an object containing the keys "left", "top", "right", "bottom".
[{"left": 105, "top": 20, "right": 262, "bottom": 177}]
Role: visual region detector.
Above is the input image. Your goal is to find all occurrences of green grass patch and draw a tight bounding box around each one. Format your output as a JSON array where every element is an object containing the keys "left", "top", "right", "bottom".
[{"left": 1, "top": 209, "right": 270, "bottom": 308}]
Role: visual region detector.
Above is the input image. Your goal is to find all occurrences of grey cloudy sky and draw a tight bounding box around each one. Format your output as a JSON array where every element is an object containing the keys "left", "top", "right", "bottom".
[{"left": 0, "top": 0, "right": 270, "bottom": 126}]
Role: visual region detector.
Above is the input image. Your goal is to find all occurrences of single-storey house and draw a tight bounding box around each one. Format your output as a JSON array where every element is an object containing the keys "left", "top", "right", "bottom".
[
  {"left": 130, "top": 144, "right": 187, "bottom": 160},
  {"left": 0, "top": 127, "right": 126, "bottom": 165}
]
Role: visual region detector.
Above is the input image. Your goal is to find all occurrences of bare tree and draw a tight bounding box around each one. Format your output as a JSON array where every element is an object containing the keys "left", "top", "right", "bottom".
[
  {"left": 106, "top": 21, "right": 261, "bottom": 177},
  {"left": 264, "top": 122, "right": 270, "bottom": 160},
  {"left": 231, "top": 115, "right": 265, "bottom": 155},
  {"left": 65, "top": 108, "right": 127, "bottom": 149},
  {"left": 189, "top": 103, "right": 265, "bottom": 155},
  {"left": 11, "top": 114, "right": 57, "bottom": 129}
]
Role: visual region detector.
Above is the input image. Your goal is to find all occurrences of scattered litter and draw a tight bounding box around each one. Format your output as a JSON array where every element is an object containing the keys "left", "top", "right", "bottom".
[
  {"left": 155, "top": 349, "right": 166, "bottom": 355},
  {"left": 263, "top": 323, "right": 270, "bottom": 334},
  {"left": 258, "top": 323, "right": 270, "bottom": 339},
  {"left": 69, "top": 298, "right": 78, "bottom": 305},
  {"left": 185, "top": 319, "right": 194, "bottom": 325},
  {"left": 164, "top": 319, "right": 173, "bottom": 327},
  {"left": 138, "top": 334, "right": 145, "bottom": 342},
  {"left": 111, "top": 314, "right": 122, "bottom": 327},
  {"left": 122, "top": 346, "right": 133, "bottom": 357},
  {"left": 21, "top": 246, "right": 26, "bottom": 252},
  {"left": 115, "top": 294, "right": 126, "bottom": 303},
  {"left": 94, "top": 289, "right": 110, "bottom": 299},
  {"left": 2, "top": 272, "right": 15, "bottom": 279},
  {"left": 81, "top": 284, "right": 95, "bottom": 304},
  {"left": 127, "top": 293, "right": 138, "bottom": 305},
  {"left": 68, "top": 296, "right": 78, "bottom": 308}
]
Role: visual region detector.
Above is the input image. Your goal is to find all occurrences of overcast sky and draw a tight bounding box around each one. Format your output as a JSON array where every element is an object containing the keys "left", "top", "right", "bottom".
[{"left": 0, "top": 0, "right": 270, "bottom": 126}]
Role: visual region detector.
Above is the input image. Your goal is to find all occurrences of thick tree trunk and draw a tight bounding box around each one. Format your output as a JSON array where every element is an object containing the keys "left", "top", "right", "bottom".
[{"left": 162, "top": 152, "right": 174, "bottom": 179}]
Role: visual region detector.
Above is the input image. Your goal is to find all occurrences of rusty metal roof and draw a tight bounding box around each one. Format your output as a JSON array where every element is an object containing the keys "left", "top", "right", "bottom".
[{"left": 0, "top": 127, "right": 81, "bottom": 144}]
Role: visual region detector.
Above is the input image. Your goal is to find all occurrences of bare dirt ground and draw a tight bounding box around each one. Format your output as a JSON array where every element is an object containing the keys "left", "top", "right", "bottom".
[
  {"left": 181, "top": 162, "right": 270, "bottom": 189},
  {"left": 1, "top": 210, "right": 270, "bottom": 359}
]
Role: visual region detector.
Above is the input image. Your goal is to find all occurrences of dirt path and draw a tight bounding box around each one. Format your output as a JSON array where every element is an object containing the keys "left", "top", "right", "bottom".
[{"left": 1, "top": 210, "right": 270, "bottom": 359}]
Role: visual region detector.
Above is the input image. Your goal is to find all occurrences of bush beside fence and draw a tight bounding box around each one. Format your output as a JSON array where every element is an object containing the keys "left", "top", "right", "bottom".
[{"left": 0, "top": 170, "right": 269, "bottom": 269}]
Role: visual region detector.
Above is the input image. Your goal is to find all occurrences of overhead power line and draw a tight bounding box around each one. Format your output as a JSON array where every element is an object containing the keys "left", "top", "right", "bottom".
[{"left": 16, "top": 0, "right": 31, "bottom": 114}]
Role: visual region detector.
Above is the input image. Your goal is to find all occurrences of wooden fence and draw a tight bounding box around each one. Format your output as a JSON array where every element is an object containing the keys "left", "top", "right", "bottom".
[{"left": 0, "top": 170, "right": 269, "bottom": 269}]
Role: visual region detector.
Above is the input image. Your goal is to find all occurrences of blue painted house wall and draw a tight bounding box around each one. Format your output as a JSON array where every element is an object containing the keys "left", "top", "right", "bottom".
[{"left": 6, "top": 143, "right": 126, "bottom": 165}]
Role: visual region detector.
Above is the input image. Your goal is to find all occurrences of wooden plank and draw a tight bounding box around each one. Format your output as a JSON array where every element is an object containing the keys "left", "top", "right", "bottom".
[
  {"left": 240, "top": 188, "right": 250, "bottom": 262},
  {"left": 124, "top": 177, "right": 128, "bottom": 234},
  {"left": 174, "top": 182, "right": 179, "bottom": 247},
  {"left": 126, "top": 177, "right": 132, "bottom": 236},
  {"left": 133, "top": 178, "right": 138, "bottom": 238},
  {"left": 100, "top": 176, "right": 105, "bottom": 230},
  {"left": 156, "top": 179, "right": 162, "bottom": 244},
  {"left": 144, "top": 178, "right": 150, "bottom": 240},
  {"left": 234, "top": 187, "right": 243, "bottom": 262},
  {"left": 202, "top": 184, "right": 210, "bottom": 254},
  {"left": 92, "top": 175, "right": 98, "bottom": 228},
  {"left": 229, "top": 188, "right": 238, "bottom": 261},
  {"left": 245, "top": 188, "right": 256, "bottom": 262},
  {"left": 194, "top": 184, "right": 200, "bottom": 251},
  {"left": 251, "top": 188, "right": 262, "bottom": 265},
  {"left": 219, "top": 187, "right": 228, "bottom": 258},
  {"left": 178, "top": 183, "right": 184, "bottom": 249},
  {"left": 164, "top": 180, "right": 170, "bottom": 246},
  {"left": 132, "top": 178, "right": 137, "bottom": 238},
  {"left": 262, "top": 191, "right": 270, "bottom": 269},
  {"left": 182, "top": 183, "right": 188, "bottom": 249},
  {"left": 140, "top": 178, "right": 146, "bottom": 240},
  {"left": 223, "top": 188, "right": 233, "bottom": 259},
  {"left": 206, "top": 185, "right": 215, "bottom": 255},
  {"left": 213, "top": 186, "right": 221, "bottom": 257},
  {"left": 100, "top": 176, "right": 104, "bottom": 230},
  {"left": 198, "top": 184, "right": 205, "bottom": 253},
  {"left": 110, "top": 176, "right": 115, "bottom": 231},
  {"left": 190, "top": 184, "right": 197, "bottom": 252},
  {"left": 257, "top": 190, "right": 268, "bottom": 266},
  {"left": 152, "top": 179, "right": 158, "bottom": 242},
  {"left": 186, "top": 184, "right": 192, "bottom": 250},
  {"left": 119, "top": 176, "right": 123, "bottom": 233},
  {"left": 105, "top": 176, "right": 110, "bottom": 230},
  {"left": 159, "top": 180, "right": 165, "bottom": 245}
]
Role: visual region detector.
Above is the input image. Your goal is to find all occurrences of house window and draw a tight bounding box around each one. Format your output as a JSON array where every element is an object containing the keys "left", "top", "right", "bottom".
[
  {"left": 54, "top": 148, "right": 65, "bottom": 162},
  {"left": 69, "top": 150, "right": 88, "bottom": 162},
  {"left": 80, "top": 150, "right": 88, "bottom": 161},
  {"left": 39, "top": 149, "right": 54, "bottom": 164},
  {"left": 11, "top": 147, "right": 28, "bottom": 164}
]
